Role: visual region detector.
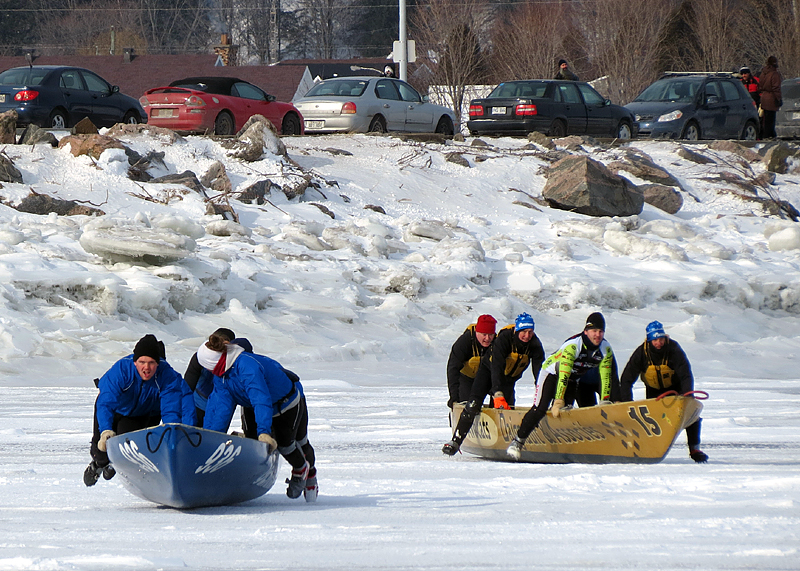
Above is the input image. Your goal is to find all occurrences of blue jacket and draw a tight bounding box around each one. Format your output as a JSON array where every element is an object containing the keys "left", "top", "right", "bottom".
[
  {"left": 95, "top": 355, "right": 185, "bottom": 432},
  {"left": 203, "top": 352, "right": 301, "bottom": 435}
]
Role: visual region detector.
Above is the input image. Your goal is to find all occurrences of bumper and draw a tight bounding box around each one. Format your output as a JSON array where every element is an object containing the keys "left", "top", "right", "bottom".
[
  {"left": 302, "top": 115, "right": 371, "bottom": 133},
  {"left": 635, "top": 119, "right": 681, "bottom": 139},
  {"left": 145, "top": 108, "right": 214, "bottom": 133},
  {"left": 467, "top": 118, "right": 549, "bottom": 135},
  {"left": 776, "top": 123, "right": 800, "bottom": 138},
  {"left": 0, "top": 103, "right": 52, "bottom": 127}
]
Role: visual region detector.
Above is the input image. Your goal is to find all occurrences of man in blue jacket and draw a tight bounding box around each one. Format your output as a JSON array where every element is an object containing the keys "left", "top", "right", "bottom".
[{"left": 83, "top": 334, "right": 185, "bottom": 486}]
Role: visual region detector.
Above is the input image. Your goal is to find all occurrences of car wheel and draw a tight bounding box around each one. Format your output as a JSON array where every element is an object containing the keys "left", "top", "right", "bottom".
[
  {"left": 740, "top": 120, "right": 758, "bottom": 141},
  {"left": 435, "top": 116, "right": 454, "bottom": 136},
  {"left": 49, "top": 109, "right": 68, "bottom": 129},
  {"left": 616, "top": 121, "right": 632, "bottom": 140},
  {"left": 281, "top": 113, "right": 301, "bottom": 136},
  {"left": 681, "top": 121, "right": 700, "bottom": 141},
  {"left": 123, "top": 111, "right": 140, "bottom": 125},
  {"left": 214, "top": 111, "right": 235, "bottom": 136},
  {"left": 548, "top": 120, "right": 566, "bottom": 138},
  {"left": 368, "top": 115, "right": 387, "bottom": 133}
]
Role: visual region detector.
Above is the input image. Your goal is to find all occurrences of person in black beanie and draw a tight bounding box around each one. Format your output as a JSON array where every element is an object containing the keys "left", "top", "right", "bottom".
[
  {"left": 84, "top": 334, "right": 185, "bottom": 487},
  {"left": 506, "top": 312, "right": 616, "bottom": 460},
  {"left": 555, "top": 58, "right": 579, "bottom": 81}
]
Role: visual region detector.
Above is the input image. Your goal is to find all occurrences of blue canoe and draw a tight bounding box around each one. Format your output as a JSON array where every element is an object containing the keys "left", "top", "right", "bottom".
[{"left": 106, "top": 423, "right": 280, "bottom": 508}]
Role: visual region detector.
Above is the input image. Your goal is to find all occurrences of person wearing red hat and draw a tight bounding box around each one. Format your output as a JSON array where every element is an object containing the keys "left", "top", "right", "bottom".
[{"left": 446, "top": 314, "right": 497, "bottom": 409}]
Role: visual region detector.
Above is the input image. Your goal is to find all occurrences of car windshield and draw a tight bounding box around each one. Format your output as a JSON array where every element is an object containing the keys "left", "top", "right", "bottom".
[
  {"left": 488, "top": 82, "right": 548, "bottom": 98},
  {"left": 634, "top": 78, "right": 701, "bottom": 103},
  {"left": 305, "top": 80, "right": 368, "bottom": 97},
  {"left": 783, "top": 82, "right": 800, "bottom": 99},
  {"left": 0, "top": 68, "right": 49, "bottom": 86}
]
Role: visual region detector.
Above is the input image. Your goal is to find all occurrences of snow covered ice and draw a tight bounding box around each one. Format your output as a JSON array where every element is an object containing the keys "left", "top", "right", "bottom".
[{"left": 0, "top": 128, "right": 798, "bottom": 570}]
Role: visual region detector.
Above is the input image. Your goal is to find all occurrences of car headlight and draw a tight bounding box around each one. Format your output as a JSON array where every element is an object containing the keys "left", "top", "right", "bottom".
[{"left": 658, "top": 110, "right": 683, "bottom": 122}]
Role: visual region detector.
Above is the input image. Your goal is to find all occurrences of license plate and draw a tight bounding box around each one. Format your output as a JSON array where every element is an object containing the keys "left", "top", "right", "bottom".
[
  {"left": 793, "top": 112, "right": 800, "bottom": 120},
  {"left": 305, "top": 120, "right": 324, "bottom": 129},
  {"left": 491, "top": 107, "right": 506, "bottom": 115},
  {"left": 0, "top": 94, "right": 5, "bottom": 103},
  {"left": 155, "top": 108, "right": 175, "bottom": 118}
]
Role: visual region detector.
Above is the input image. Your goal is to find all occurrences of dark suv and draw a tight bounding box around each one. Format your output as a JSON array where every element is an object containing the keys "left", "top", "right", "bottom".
[{"left": 625, "top": 72, "right": 760, "bottom": 140}]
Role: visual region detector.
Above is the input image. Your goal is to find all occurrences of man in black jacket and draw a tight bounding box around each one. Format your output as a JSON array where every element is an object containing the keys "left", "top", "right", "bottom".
[
  {"left": 442, "top": 312, "right": 545, "bottom": 456},
  {"left": 446, "top": 314, "right": 497, "bottom": 409},
  {"left": 620, "top": 321, "right": 708, "bottom": 463}
]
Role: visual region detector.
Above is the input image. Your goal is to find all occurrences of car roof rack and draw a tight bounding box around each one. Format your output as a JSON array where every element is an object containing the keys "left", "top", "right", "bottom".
[{"left": 661, "top": 71, "right": 736, "bottom": 77}]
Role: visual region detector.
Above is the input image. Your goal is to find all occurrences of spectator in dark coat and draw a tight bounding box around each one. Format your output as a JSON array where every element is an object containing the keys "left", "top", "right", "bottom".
[
  {"left": 446, "top": 314, "right": 497, "bottom": 408},
  {"left": 555, "top": 59, "right": 579, "bottom": 81},
  {"left": 758, "top": 56, "right": 783, "bottom": 138}
]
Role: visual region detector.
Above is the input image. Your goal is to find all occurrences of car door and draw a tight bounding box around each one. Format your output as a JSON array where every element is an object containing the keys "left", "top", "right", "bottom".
[
  {"left": 395, "top": 80, "right": 434, "bottom": 131},
  {"left": 58, "top": 69, "right": 93, "bottom": 125},
  {"left": 556, "top": 82, "right": 588, "bottom": 134},
  {"left": 719, "top": 79, "right": 750, "bottom": 137},
  {"left": 698, "top": 80, "right": 727, "bottom": 139},
  {"left": 80, "top": 70, "right": 119, "bottom": 127},
  {"left": 576, "top": 83, "right": 613, "bottom": 135},
  {"left": 233, "top": 81, "right": 277, "bottom": 128},
  {"left": 373, "top": 79, "right": 406, "bottom": 131}
]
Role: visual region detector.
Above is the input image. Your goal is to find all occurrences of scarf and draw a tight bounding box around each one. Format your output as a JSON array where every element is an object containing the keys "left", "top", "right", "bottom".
[{"left": 197, "top": 342, "right": 245, "bottom": 376}]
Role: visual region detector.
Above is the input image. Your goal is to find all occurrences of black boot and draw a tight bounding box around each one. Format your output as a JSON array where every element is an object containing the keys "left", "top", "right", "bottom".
[
  {"left": 442, "top": 400, "right": 479, "bottom": 456},
  {"left": 83, "top": 461, "right": 104, "bottom": 487},
  {"left": 102, "top": 465, "right": 116, "bottom": 480}
]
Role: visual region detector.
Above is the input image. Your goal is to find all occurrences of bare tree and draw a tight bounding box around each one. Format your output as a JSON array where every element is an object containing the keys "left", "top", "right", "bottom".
[
  {"left": 293, "top": 0, "right": 354, "bottom": 59},
  {"left": 488, "top": 2, "right": 573, "bottom": 83},
  {"left": 683, "top": 0, "right": 744, "bottom": 71},
  {"left": 412, "top": 0, "right": 493, "bottom": 126},
  {"left": 738, "top": 0, "right": 800, "bottom": 78}
]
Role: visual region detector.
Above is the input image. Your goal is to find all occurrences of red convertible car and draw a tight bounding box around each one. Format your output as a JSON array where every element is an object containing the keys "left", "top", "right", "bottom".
[{"left": 139, "top": 77, "right": 303, "bottom": 136}]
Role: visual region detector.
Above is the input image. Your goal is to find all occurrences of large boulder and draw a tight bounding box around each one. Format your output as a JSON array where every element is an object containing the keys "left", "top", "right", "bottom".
[
  {"left": 0, "top": 110, "right": 18, "bottom": 144},
  {"left": 14, "top": 192, "right": 105, "bottom": 216},
  {"left": 639, "top": 183, "right": 683, "bottom": 214},
  {"left": 543, "top": 155, "right": 644, "bottom": 217},
  {"left": 224, "top": 114, "right": 286, "bottom": 161},
  {"left": 0, "top": 152, "right": 23, "bottom": 183},
  {"left": 58, "top": 134, "right": 126, "bottom": 159},
  {"left": 607, "top": 148, "right": 682, "bottom": 188},
  {"left": 18, "top": 125, "right": 58, "bottom": 147}
]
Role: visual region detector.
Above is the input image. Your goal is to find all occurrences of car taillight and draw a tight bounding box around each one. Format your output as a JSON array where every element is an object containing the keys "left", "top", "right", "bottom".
[
  {"left": 139, "top": 96, "right": 149, "bottom": 107},
  {"left": 184, "top": 95, "right": 206, "bottom": 107},
  {"left": 14, "top": 90, "right": 38, "bottom": 101},
  {"left": 515, "top": 104, "right": 537, "bottom": 116},
  {"left": 469, "top": 105, "right": 483, "bottom": 117},
  {"left": 341, "top": 101, "right": 357, "bottom": 114}
]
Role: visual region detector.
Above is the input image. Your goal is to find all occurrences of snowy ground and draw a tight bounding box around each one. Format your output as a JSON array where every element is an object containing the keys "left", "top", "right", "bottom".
[{"left": 0, "top": 130, "right": 799, "bottom": 570}]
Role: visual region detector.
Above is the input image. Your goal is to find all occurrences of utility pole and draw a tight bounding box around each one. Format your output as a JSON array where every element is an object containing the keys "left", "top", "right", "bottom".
[{"left": 399, "top": 0, "right": 407, "bottom": 81}]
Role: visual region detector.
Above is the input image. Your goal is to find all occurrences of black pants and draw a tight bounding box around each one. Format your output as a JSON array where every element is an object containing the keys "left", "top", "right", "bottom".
[
  {"left": 450, "top": 368, "right": 517, "bottom": 446},
  {"left": 517, "top": 373, "right": 559, "bottom": 440},
  {"left": 645, "top": 386, "right": 702, "bottom": 448},
  {"left": 763, "top": 109, "right": 777, "bottom": 138},
  {"left": 90, "top": 399, "right": 160, "bottom": 467},
  {"left": 273, "top": 396, "right": 315, "bottom": 472}
]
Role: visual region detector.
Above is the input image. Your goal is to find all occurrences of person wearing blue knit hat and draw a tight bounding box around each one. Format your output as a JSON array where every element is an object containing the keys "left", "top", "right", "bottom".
[
  {"left": 443, "top": 312, "right": 545, "bottom": 456},
  {"left": 619, "top": 321, "right": 708, "bottom": 463}
]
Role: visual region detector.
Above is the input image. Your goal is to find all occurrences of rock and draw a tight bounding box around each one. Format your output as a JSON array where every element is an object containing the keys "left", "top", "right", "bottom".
[
  {"left": 0, "top": 153, "right": 23, "bottom": 183},
  {"left": 237, "top": 179, "right": 272, "bottom": 204},
  {"left": 470, "top": 139, "right": 489, "bottom": 147},
  {"left": 708, "top": 140, "right": 762, "bottom": 162},
  {"left": 58, "top": 134, "right": 126, "bottom": 159},
  {"left": 639, "top": 183, "right": 683, "bottom": 214},
  {"left": 150, "top": 171, "right": 205, "bottom": 194},
  {"left": 281, "top": 176, "right": 310, "bottom": 200},
  {"left": 205, "top": 201, "right": 238, "bottom": 223},
  {"left": 224, "top": 114, "right": 286, "bottom": 161},
  {"left": 364, "top": 204, "right": 386, "bottom": 214},
  {"left": 453, "top": 133, "right": 465, "bottom": 142},
  {"left": 72, "top": 117, "right": 98, "bottom": 135},
  {"left": 760, "top": 141, "right": 798, "bottom": 174},
  {"left": 126, "top": 150, "right": 166, "bottom": 182},
  {"left": 0, "top": 110, "right": 17, "bottom": 144},
  {"left": 200, "top": 161, "right": 232, "bottom": 193},
  {"left": 106, "top": 123, "right": 183, "bottom": 143},
  {"left": 527, "top": 131, "right": 555, "bottom": 149},
  {"left": 445, "top": 152, "right": 470, "bottom": 167},
  {"left": 323, "top": 148, "right": 353, "bottom": 156},
  {"left": 14, "top": 192, "right": 104, "bottom": 216},
  {"left": 18, "top": 125, "right": 58, "bottom": 147},
  {"left": 677, "top": 146, "right": 715, "bottom": 164},
  {"left": 310, "top": 203, "right": 335, "bottom": 218},
  {"left": 607, "top": 148, "right": 682, "bottom": 187},
  {"left": 543, "top": 155, "right": 644, "bottom": 217}
]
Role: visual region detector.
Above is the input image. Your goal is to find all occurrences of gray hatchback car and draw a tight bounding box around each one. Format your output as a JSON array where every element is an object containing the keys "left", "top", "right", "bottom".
[
  {"left": 294, "top": 76, "right": 457, "bottom": 135},
  {"left": 626, "top": 72, "right": 760, "bottom": 140},
  {"left": 776, "top": 77, "right": 800, "bottom": 138}
]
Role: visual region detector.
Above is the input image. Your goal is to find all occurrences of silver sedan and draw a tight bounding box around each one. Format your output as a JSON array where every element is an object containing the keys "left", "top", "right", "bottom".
[{"left": 294, "top": 76, "right": 457, "bottom": 135}]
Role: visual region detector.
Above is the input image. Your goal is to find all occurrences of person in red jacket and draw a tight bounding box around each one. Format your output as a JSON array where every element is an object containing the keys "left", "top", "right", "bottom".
[{"left": 740, "top": 66, "right": 760, "bottom": 106}]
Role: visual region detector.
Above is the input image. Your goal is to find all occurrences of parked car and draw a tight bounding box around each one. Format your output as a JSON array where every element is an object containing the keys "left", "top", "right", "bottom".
[
  {"left": 0, "top": 65, "right": 146, "bottom": 128},
  {"left": 626, "top": 72, "right": 759, "bottom": 140},
  {"left": 467, "top": 80, "right": 636, "bottom": 139},
  {"left": 776, "top": 77, "right": 800, "bottom": 138},
  {"left": 293, "top": 76, "right": 456, "bottom": 135},
  {"left": 140, "top": 77, "right": 303, "bottom": 136}
]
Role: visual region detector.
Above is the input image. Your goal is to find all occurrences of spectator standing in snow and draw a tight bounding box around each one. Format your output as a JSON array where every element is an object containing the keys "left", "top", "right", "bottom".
[
  {"left": 740, "top": 66, "right": 760, "bottom": 107},
  {"left": 619, "top": 321, "right": 708, "bottom": 463},
  {"left": 443, "top": 313, "right": 545, "bottom": 456},
  {"left": 758, "top": 56, "right": 783, "bottom": 138},
  {"left": 446, "top": 314, "right": 497, "bottom": 409},
  {"left": 84, "top": 334, "right": 185, "bottom": 487},
  {"left": 198, "top": 331, "right": 318, "bottom": 501},
  {"left": 506, "top": 312, "right": 615, "bottom": 460},
  {"left": 555, "top": 59, "right": 579, "bottom": 81}
]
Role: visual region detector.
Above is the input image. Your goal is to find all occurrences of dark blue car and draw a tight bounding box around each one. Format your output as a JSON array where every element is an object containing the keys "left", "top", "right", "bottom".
[
  {"left": 467, "top": 80, "right": 637, "bottom": 139},
  {"left": 0, "top": 65, "right": 146, "bottom": 129}
]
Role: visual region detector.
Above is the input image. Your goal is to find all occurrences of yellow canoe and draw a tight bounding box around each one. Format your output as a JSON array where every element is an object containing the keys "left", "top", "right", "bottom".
[{"left": 451, "top": 395, "right": 702, "bottom": 464}]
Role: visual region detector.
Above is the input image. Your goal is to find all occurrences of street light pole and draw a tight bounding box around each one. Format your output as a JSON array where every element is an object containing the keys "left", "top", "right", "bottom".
[{"left": 399, "top": 0, "right": 407, "bottom": 81}]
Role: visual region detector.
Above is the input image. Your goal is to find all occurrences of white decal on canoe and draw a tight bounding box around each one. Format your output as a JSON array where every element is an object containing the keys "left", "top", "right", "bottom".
[
  {"left": 195, "top": 442, "right": 242, "bottom": 474},
  {"left": 118, "top": 440, "right": 159, "bottom": 473}
]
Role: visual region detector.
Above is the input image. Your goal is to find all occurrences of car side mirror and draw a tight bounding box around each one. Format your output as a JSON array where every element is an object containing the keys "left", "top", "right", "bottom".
[
  {"left": 705, "top": 95, "right": 719, "bottom": 105},
  {"left": 111, "top": 85, "right": 120, "bottom": 94},
  {"left": 422, "top": 95, "right": 429, "bottom": 103},
  {"left": 604, "top": 99, "right": 612, "bottom": 106},
  {"left": 267, "top": 94, "right": 276, "bottom": 102}
]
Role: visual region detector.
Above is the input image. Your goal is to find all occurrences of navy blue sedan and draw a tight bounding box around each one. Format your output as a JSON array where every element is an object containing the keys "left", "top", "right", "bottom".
[
  {"left": 467, "top": 80, "right": 636, "bottom": 139},
  {"left": 0, "top": 65, "right": 146, "bottom": 129}
]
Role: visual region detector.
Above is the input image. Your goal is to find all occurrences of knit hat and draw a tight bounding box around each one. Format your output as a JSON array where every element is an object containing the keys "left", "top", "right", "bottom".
[
  {"left": 646, "top": 320, "right": 667, "bottom": 341},
  {"left": 558, "top": 59, "right": 567, "bottom": 66},
  {"left": 767, "top": 55, "right": 778, "bottom": 67},
  {"left": 514, "top": 312, "right": 535, "bottom": 332},
  {"left": 133, "top": 334, "right": 162, "bottom": 363},
  {"left": 213, "top": 328, "right": 235, "bottom": 341},
  {"left": 740, "top": 66, "right": 751, "bottom": 74},
  {"left": 584, "top": 312, "right": 605, "bottom": 331},
  {"left": 475, "top": 314, "right": 497, "bottom": 335}
]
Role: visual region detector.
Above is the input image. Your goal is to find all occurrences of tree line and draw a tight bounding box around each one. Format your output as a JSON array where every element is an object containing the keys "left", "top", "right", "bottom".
[{"left": 1, "top": 0, "right": 797, "bottom": 112}]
